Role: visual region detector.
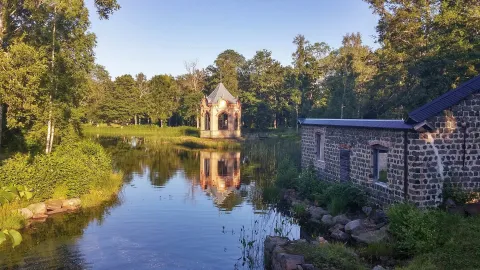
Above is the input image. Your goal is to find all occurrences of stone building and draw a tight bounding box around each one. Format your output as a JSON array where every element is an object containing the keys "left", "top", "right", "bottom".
[
  {"left": 300, "top": 75, "right": 480, "bottom": 207},
  {"left": 200, "top": 83, "right": 241, "bottom": 138}
]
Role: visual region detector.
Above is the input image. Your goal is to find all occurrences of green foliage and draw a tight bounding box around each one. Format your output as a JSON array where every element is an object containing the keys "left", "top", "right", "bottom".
[
  {"left": 0, "top": 229, "right": 22, "bottom": 248},
  {"left": 292, "top": 203, "right": 307, "bottom": 219},
  {"left": 442, "top": 184, "right": 480, "bottom": 205},
  {"left": 288, "top": 242, "right": 366, "bottom": 270},
  {"left": 296, "top": 164, "right": 327, "bottom": 200},
  {"left": 0, "top": 185, "right": 34, "bottom": 205},
  {"left": 0, "top": 140, "right": 111, "bottom": 200},
  {"left": 387, "top": 203, "right": 461, "bottom": 255},
  {"left": 357, "top": 242, "right": 394, "bottom": 263},
  {"left": 313, "top": 182, "right": 366, "bottom": 215},
  {"left": 275, "top": 157, "right": 298, "bottom": 189},
  {"left": 261, "top": 186, "right": 280, "bottom": 204},
  {"left": 389, "top": 203, "right": 480, "bottom": 270}
]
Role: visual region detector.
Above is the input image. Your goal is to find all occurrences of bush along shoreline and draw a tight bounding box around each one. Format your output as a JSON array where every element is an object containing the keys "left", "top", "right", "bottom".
[
  {"left": 0, "top": 140, "right": 123, "bottom": 248},
  {"left": 265, "top": 161, "right": 480, "bottom": 270}
]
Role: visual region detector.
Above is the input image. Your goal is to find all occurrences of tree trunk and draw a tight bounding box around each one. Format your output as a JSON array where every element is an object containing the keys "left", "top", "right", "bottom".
[
  {"left": 48, "top": 123, "right": 55, "bottom": 153},
  {"left": 45, "top": 102, "right": 52, "bottom": 154},
  {"left": 134, "top": 114, "right": 138, "bottom": 125},
  {"left": 46, "top": 6, "right": 56, "bottom": 154},
  {"left": 160, "top": 119, "right": 163, "bottom": 127}
]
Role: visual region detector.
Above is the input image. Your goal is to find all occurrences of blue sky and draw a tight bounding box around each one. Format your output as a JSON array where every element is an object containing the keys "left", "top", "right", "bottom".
[{"left": 86, "top": 0, "right": 379, "bottom": 78}]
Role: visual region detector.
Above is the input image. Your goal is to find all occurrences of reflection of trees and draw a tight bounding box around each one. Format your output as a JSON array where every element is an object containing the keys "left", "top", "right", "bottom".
[
  {"left": 99, "top": 137, "right": 200, "bottom": 187},
  {"left": 0, "top": 197, "right": 122, "bottom": 268},
  {"left": 97, "top": 136, "right": 301, "bottom": 212}
]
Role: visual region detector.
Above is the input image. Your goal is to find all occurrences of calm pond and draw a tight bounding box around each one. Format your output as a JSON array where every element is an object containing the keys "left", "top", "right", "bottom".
[{"left": 1, "top": 137, "right": 302, "bottom": 269}]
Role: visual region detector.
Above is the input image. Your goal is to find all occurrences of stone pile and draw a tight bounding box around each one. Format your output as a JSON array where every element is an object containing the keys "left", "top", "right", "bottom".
[
  {"left": 284, "top": 189, "right": 390, "bottom": 245},
  {"left": 16, "top": 198, "right": 82, "bottom": 223}
]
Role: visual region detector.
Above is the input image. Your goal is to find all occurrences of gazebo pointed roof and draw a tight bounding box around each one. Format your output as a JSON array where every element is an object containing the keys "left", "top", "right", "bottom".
[{"left": 206, "top": 83, "right": 237, "bottom": 104}]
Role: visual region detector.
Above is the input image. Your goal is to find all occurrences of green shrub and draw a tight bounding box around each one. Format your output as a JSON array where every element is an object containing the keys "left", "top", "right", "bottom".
[
  {"left": 318, "top": 183, "right": 366, "bottom": 215},
  {"left": 387, "top": 203, "right": 462, "bottom": 255},
  {"left": 288, "top": 242, "right": 366, "bottom": 270},
  {"left": 292, "top": 203, "right": 308, "bottom": 219},
  {"left": 275, "top": 157, "right": 298, "bottom": 189},
  {"left": 0, "top": 185, "right": 33, "bottom": 205},
  {"left": 358, "top": 242, "right": 394, "bottom": 263},
  {"left": 296, "top": 165, "right": 327, "bottom": 200},
  {"left": 442, "top": 184, "right": 480, "bottom": 205},
  {"left": 0, "top": 140, "right": 112, "bottom": 200}
]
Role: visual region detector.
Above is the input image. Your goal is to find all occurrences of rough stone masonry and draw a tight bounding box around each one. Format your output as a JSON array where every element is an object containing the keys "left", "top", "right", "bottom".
[{"left": 300, "top": 75, "right": 480, "bottom": 208}]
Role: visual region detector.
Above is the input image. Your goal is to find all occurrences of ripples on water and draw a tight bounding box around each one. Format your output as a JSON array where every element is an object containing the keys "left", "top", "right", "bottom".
[{"left": 0, "top": 137, "right": 301, "bottom": 269}]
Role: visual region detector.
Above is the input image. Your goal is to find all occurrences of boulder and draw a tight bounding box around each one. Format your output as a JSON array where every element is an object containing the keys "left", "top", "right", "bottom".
[
  {"left": 370, "top": 209, "right": 388, "bottom": 224},
  {"left": 298, "top": 264, "right": 315, "bottom": 270},
  {"left": 27, "top": 203, "right": 47, "bottom": 215},
  {"left": 330, "top": 229, "right": 350, "bottom": 242},
  {"left": 316, "top": 236, "right": 328, "bottom": 245},
  {"left": 345, "top": 219, "right": 363, "bottom": 234},
  {"left": 465, "top": 203, "right": 480, "bottom": 216},
  {"left": 328, "top": 223, "right": 345, "bottom": 233},
  {"left": 32, "top": 213, "right": 48, "bottom": 219},
  {"left": 283, "top": 189, "right": 297, "bottom": 203},
  {"left": 47, "top": 208, "right": 69, "bottom": 215},
  {"left": 332, "top": 214, "right": 350, "bottom": 225},
  {"left": 17, "top": 208, "right": 33, "bottom": 219},
  {"left": 362, "top": 206, "right": 373, "bottom": 216},
  {"left": 321, "top": 214, "right": 335, "bottom": 226},
  {"left": 62, "top": 198, "right": 81, "bottom": 209},
  {"left": 352, "top": 226, "right": 388, "bottom": 244},
  {"left": 265, "top": 236, "right": 290, "bottom": 268},
  {"left": 273, "top": 252, "right": 305, "bottom": 270},
  {"left": 46, "top": 199, "right": 64, "bottom": 211},
  {"left": 372, "top": 265, "right": 386, "bottom": 270},
  {"left": 308, "top": 206, "right": 328, "bottom": 220}
]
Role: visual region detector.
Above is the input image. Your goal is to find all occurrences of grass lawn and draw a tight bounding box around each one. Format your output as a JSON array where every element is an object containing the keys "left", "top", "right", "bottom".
[{"left": 82, "top": 124, "right": 242, "bottom": 150}]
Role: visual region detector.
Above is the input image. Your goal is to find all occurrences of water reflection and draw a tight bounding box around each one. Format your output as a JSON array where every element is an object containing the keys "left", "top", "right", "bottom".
[
  {"left": 200, "top": 151, "right": 241, "bottom": 206},
  {"left": 1, "top": 137, "right": 302, "bottom": 269}
]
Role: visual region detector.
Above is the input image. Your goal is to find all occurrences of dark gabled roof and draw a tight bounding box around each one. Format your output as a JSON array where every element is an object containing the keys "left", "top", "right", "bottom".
[
  {"left": 407, "top": 75, "right": 480, "bottom": 124},
  {"left": 207, "top": 83, "right": 237, "bottom": 104},
  {"left": 300, "top": 119, "right": 413, "bottom": 130}
]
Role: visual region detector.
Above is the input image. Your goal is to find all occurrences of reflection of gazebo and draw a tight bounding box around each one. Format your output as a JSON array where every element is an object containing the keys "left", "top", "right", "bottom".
[
  {"left": 200, "top": 83, "right": 241, "bottom": 138},
  {"left": 199, "top": 151, "right": 241, "bottom": 204}
]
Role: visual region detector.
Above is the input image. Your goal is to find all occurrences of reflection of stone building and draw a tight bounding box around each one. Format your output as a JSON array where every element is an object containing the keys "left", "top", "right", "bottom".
[
  {"left": 200, "top": 151, "right": 241, "bottom": 204},
  {"left": 200, "top": 83, "right": 242, "bottom": 138}
]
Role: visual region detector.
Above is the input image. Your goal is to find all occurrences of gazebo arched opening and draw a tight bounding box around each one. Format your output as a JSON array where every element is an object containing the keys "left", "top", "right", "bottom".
[
  {"left": 219, "top": 112, "right": 228, "bottom": 130},
  {"left": 205, "top": 112, "right": 210, "bottom": 131}
]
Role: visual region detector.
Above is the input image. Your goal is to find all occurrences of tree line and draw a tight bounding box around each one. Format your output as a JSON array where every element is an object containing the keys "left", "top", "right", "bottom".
[
  {"left": 0, "top": 0, "right": 479, "bottom": 153},
  {"left": 81, "top": 0, "right": 479, "bottom": 129}
]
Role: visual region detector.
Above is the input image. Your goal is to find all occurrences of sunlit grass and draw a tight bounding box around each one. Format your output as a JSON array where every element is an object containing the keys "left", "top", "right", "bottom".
[
  {"left": 83, "top": 124, "right": 242, "bottom": 150},
  {"left": 83, "top": 124, "right": 199, "bottom": 137},
  {"left": 80, "top": 172, "right": 124, "bottom": 209}
]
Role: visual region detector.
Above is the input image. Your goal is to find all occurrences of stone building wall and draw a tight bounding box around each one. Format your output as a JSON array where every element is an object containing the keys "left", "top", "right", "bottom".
[
  {"left": 408, "top": 93, "right": 480, "bottom": 207},
  {"left": 301, "top": 94, "right": 480, "bottom": 207},
  {"left": 301, "top": 125, "right": 409, "bottom": 206}
]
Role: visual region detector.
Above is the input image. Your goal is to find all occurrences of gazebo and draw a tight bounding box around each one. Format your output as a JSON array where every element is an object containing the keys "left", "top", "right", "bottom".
[{"left": 200, "top": 83, "right": 241, "bottom": 138}]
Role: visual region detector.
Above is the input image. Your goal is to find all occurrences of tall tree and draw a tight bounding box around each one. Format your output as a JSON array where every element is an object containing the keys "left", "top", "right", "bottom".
[
  {"left": 210, "top": 49, "right": 246, "bottom": 96},
  {"left": 148, "top": 75, "right": 178, "bottom": 126},
  {"left": 364, "top": 0, "right": 480, "bottom": 118}
]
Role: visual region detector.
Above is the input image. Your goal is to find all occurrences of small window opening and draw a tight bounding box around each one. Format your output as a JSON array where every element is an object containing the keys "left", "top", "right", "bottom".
[
  {"left": 373, "top": 145, "right": 388, "bottom": 183},
  {"left": 315, "top": 133, "right": 325, "bottom": 161}
]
